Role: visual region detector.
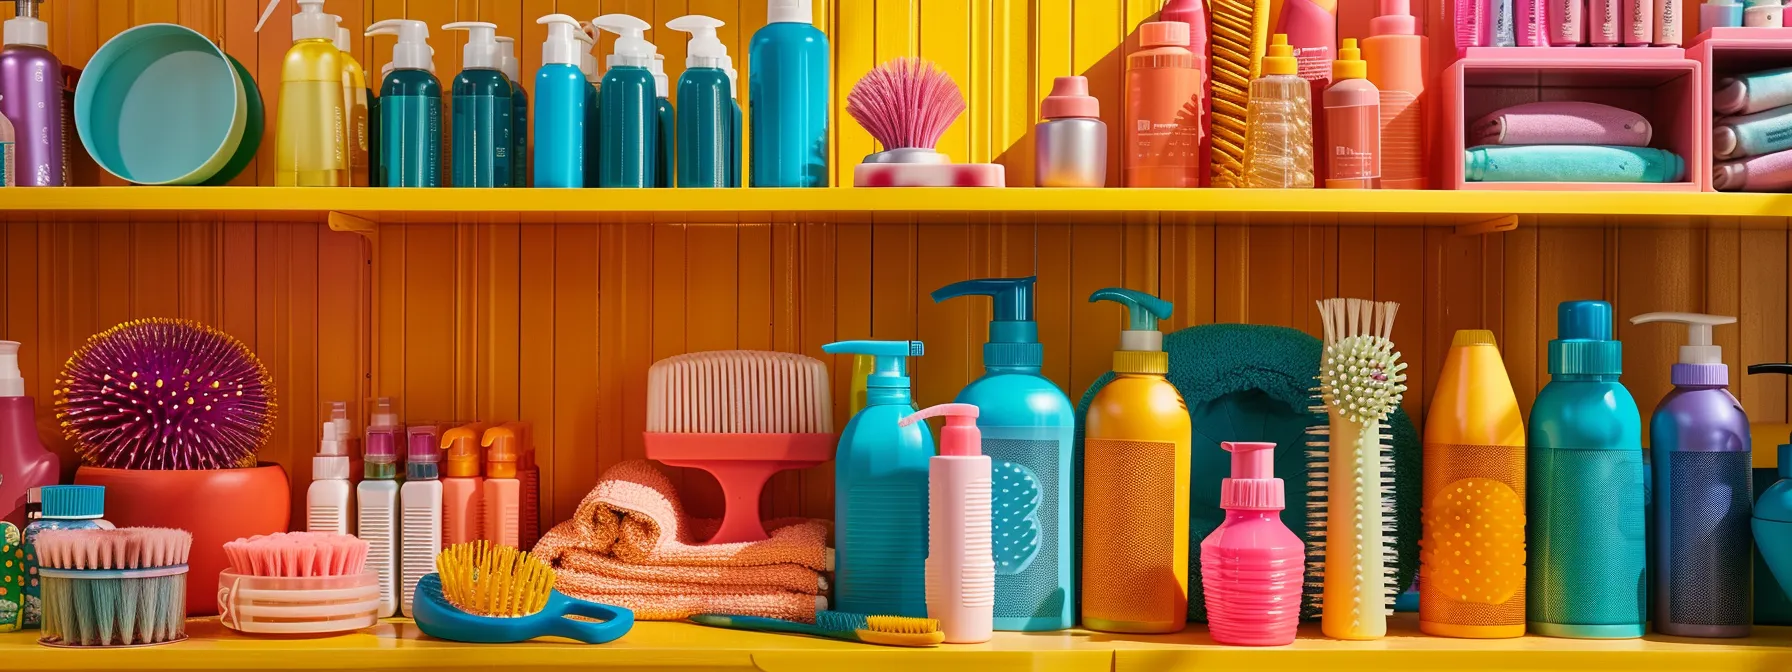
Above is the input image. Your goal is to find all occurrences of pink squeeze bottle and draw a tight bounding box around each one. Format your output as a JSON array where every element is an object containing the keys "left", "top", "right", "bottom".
[
  {"left": 1200, "top": 441, "right": 1305, "bottom": 647},
  {"left": 902, "top": 403, "right": 993, "bottom": 644}
]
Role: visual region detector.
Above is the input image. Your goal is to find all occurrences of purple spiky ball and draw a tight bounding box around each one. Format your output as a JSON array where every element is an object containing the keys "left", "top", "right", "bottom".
[{"left": 55, "top": 318, "right": 277, "bottom": 470}]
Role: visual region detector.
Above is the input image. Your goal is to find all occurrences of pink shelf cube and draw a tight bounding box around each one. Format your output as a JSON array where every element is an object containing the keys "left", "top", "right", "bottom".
[
  {"left": 1440, "top": 48, "right": 1702, "bottom": 191},
  {"left": 1690, "top": 28, "right": 1792, "bottom": 191}
]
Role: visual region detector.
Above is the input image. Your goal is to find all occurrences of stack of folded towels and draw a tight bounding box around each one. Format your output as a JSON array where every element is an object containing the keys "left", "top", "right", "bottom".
[
  {"left": 532, "top": 460, "right": 833, "bottom": 621},
  {"left": 1715, "top": 66, "right": 1792, "bottom": 192},
  {"left": 1465, "top": 101, "right": 1684, "bottom": 183}
]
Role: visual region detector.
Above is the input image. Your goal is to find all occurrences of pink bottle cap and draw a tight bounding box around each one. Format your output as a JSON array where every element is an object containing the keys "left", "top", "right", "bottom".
[
  {"left": 1140, "top": 21, "right": 1190, "bottom": 48},
  {"left": 1041, "top": 76, "right": 1099, "bottom": 119},
  {"left": 1220, "top": 441, "right": 1285, "bottom": 510},
  {"left": 1371, "top": 0, "right": 1417, "bottom": 35},
  {"left": 898, "top": 403, "right": 981, "bottom": 456}
]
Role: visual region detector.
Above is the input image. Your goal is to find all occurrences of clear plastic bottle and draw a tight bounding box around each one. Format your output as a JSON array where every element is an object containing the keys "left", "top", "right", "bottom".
[{"left": 1243, "top": 34, "right": 1314, "bottom": 188}]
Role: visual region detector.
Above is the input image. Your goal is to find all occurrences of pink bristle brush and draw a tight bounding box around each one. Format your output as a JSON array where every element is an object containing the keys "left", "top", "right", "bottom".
[
  {"left": 846, "top": 58, "right": 1004, "bottom": 187},
  {"left": 33, "top": 527, "right": 192, "bottom": 647},
  {"left": 219, "top": 532, "right": 379, "bottom": 635}
]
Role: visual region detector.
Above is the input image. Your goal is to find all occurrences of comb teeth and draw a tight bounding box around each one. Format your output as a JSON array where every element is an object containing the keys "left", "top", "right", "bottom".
[
  {"left": 223, "top": 531, "right": 370, "bottom": 578},
  {"left": 646, "top": 350, "right": 834, "bottom": 434}
]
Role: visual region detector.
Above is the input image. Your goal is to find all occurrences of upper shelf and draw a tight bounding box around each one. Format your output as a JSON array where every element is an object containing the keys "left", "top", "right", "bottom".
[{"left": 1, "top": 188, "right": 1789, "bottom": 226}]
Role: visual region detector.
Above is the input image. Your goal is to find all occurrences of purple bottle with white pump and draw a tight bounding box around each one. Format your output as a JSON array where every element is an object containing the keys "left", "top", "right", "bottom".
[{"left": 0, "top": 0, "right": 64, "bottom": 186}]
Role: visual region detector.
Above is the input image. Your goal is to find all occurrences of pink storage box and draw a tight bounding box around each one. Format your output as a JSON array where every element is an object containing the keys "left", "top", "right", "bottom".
[
  {"left": 1690, "top": 28, "right": 1792, "bottom": 191},
  {"left": 1440, "top": 47, "right": 1702, "bottom": 191}
]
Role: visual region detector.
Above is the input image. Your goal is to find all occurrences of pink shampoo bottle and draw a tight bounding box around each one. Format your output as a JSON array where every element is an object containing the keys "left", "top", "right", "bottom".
[
  {"left": 902, "top": 403, "right": 993, "bottom": 644},
  {"left": 1161, "top": 0, "right": 1212, "bottom": 186},
  {"left": 0, "top": 340, "right": 55, "bottom": 527},
  {"left": 1323, "top": 39, "right": 1379, "bottom": 189},
  {"left": 1200, "top": 441, "right": 1305, "bottom": 646}
]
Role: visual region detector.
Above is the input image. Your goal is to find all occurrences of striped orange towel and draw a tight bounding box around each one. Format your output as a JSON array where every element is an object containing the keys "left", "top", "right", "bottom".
[{"left": 532, "top": 460, "right": 833, "bottom": 621}]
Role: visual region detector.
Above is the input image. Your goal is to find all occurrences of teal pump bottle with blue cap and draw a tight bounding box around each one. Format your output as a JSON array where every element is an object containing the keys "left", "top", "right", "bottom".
[
  {"left": 823, "top": 339, "right": 931, "bottom": 618},
  {"left": 443, "top": 22, "right": 513, "bottom": 187},
  {"left": 532, "top": 14, "right": 587, "bottom": 188},
  {"left": 667, "top": 15, "right": 735, "bottom": 188},
  {"left": 593, "top": 14, "right": 658, "bottom": 188},
  {"left": 932, "top": 277, "right": 1075, "bottom": 631}
]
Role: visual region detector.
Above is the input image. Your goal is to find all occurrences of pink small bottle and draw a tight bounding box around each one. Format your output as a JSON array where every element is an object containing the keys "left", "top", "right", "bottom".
[
  {"left": 901, "top": 403, "right": 993, "bottom": 644},
  {"left": 1323, "top": 40, "right": 1380, "bottom": 189},
  {"left": 1200, "top": 441, "right": 1304, "bottom": 646}
]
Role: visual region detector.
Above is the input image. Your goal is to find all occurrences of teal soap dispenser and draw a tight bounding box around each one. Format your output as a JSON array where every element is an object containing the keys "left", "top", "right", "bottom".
[
  {"left": 931, "top": 276, "right": 1075, "bottom": 631},
  {"left": 650, "top": 54, "right": 675, "bottom": 188},
  {"left": 1748, "top": 363, "right": 1792, "bottom": 606},
  {"left": 666, "top": 15, "right": 735, "bottom": 188},
  {"left": 442, "top": 21, "right": 513, "bottom": 188},
  {"left": 822, "top": 339, "right": 931, "bottom": 618},
  {"left": 592, "top": 14, "right": 658, "bottom": 188}
]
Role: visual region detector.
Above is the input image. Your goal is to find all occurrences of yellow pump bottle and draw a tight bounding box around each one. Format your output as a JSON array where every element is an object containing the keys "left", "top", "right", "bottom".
[
  {"left": 259, "top": 0, "right": 348, "bottom": 186},
  {"left": 1081, "top": 288, "right": 1192, "bottom": 634}
]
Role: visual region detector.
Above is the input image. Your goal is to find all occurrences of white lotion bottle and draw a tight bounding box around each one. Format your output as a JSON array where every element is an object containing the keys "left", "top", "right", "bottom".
[
  {"left": 399, "top": 424, "right": 444, "bottom": 617},
  {"left": 307, "top": 415, "right": 352, "bottom": 534},
  {"left": 357, "top": 397, "right": 402, "bottom": 618}
]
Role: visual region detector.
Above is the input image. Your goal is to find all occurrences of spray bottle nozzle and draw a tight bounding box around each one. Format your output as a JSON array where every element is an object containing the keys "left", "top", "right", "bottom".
[
  {"left": 443, "top": 21, "right": 501, "bottom": 69},
  {"left": 823, "top": 340, "right": 924, "bottom": 389},
  {"left": 899, "top": 403, "right": 982, "bottom": 456}
]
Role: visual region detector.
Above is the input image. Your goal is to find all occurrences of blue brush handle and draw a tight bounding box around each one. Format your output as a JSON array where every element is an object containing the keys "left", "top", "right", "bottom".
[
  {"left": 691, "top": 614, "right": 843, "bottom": 641},
  {"left": 541, "top": 591, "right": 635, "bottom": 644}
]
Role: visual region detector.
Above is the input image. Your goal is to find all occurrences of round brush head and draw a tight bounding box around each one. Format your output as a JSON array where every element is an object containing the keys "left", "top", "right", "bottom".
[
  {"left": 33, "top": 527, "right": 192, "bottom": 648},
  {"left": 56, "top": 318, "right": 277, "bottom": 470},
  {"left": 1319, "top": 334, "right": 1409, "bottom": 424}
]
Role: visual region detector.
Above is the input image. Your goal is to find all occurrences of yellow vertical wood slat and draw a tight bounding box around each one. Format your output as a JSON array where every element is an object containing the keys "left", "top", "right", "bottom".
[
  {"left": 283, "top": 223, "right": 322, "bottom": 526},
  {"left": 455, "top": 220, "right": 479, "bottom": 422},
  {"left": 992, "top": 0, "right": 1032, "bottom": 183},
  {"left": 1741, "top": 227, "right": 1789, "bottom": 424},
  {"left": 918, "top": 0, "right": 969, "bottom": 168},
  {"left": 130, "top": 222, "right": 182, "bottom": 318},
  {"left": 483, "top": 219, "right": 523, "bottom": 422},
  {"left": 914, "top": 219, "right": 973, "bottom": 411},
  {"left": 1073, "top": 0, "right": 1124, "bottom": 189},
  {"left": 253, "top": 222, "right": 293, "bottom": 470},
  {"left": 738, "top": 223, "right": 775, "bottom": 351},
  {"left": 516, "top": 219, "right": 558, "bottom": 537},
  {"left": 93, "top": 222, "right": 132, "bottom": 326},
  {"left": 551, "top": 221, "right": 600, "bottom": 524},
  {"left": 798, "top": 216, "right": 839, "bottom": 519},
  {"left": 402, "top": 222, "right": 458, "bottom": 423},
  {"left": 5, "top": 224, "right": 41, "bottom": 399},
  {"left": 593, "top": 220, "right": 641, "bottom": 510},
  {"left": 1501, "top": 224, "right": 1539, "bottom": 412},
  {"left": 317, "top": 228, "right": 370, "bottom": 460},
  {"left": 830, "top": 0, "right": 873, "bottom": 186},
  {"left": 1371, "top": 227, "right": 1425, "bottom": 421},
  {"left": 257, "top": 0, "right": 296, "bottom": 187}
]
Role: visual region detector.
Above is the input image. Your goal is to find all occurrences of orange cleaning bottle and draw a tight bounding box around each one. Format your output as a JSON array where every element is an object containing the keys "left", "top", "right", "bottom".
[
  {"left": 1361, "top": 0, "right": 1427, "bottom": 189},
  {"left": 1421, "top": 330, "right": 1527, "bottom": 638},
  {"left": 482, "top": 425, "right": 522, "bottom": 548},
  {"left": 502, "top": 421, "right": 541, "bottom": 550},
  {"left": 1081, "top": 287, "right": 1192, "bottom": 633},
  {"left": 440, "top": 424, "right": 485, "bottom": 546},
  {"left": 1124, "top": 21, "right": 1206, "bottom": 187}
]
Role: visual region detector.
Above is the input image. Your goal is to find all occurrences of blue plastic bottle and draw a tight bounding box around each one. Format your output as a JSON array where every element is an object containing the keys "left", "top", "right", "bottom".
[
  {"left": 667, "top": 15, "right": 735, "bottom": 188},
  {"left": 822, "top": 339, "right": 931, "bottom": 618},
  {"left": 365, "top": 19, "right": 441, "bottom": 188},
  {"left": 651, "top": 55, "right": 675, "bottom": 188},
  {"left": 497, "top": 36, "right": 528, "bottom": 186},
  {"left": 22, "top": 485, "right": 111, "bottom": 628},
  {"left": 1528, "top": 300, "right": 1646, "bottom": 639},
  {"left": 533, "top": 14, "right": 588, "bottom": 188},
  {"left": 1629, "top": 313, "right": 1752, "bottom": 638},
  {"left": 575, "top": 26, "right": 600, "bottom": 188},
  {"left": 932, "top": 277, "right": 1075, "bottom": 631},
  {"left": 749, "top": 0, "right": 829, "bottom": 187},
  {"left": 1748, "top": 364, "right": 1792, "bottom": 615},
  {"left": 443, "top": 22, "right": 513, "bottom": 188},
  {"left": 593, "top": 14, "right": 658, "bottom": 189}
]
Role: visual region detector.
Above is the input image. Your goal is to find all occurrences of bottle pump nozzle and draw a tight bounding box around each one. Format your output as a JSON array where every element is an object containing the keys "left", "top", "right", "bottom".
[
  {"left": 899, "top": 403, "right": 982, "bottom": 456},
  {"left": 932, "top": 277, "right": 1042, "bottom": 369},
  {"left": 537, "top": 14, "right": 584, "bottom": 67},
  {"left": 443, "top": 21, "right": 501, "bottom": 69},
  {"left": 592, "top": 14, "right": 656, "bottom": 69},
  {"left": 1629, "top": 312, "right": 1736, "bottom": 385},
  {"left": 822, "top": 340, "right": 925, "bottom": 391},
  {"left": 1090, "top": 288, "right": 1173, "bottom": 374},
  {"left": 666, "top": 15, "right": 728, "bottom": 69},
  {"left": 575, "top": 22, "right": 600, "bottom": 81},
  {"left": 257, "top": 0, "right": 335, "bottom": 41},
  {"left": 495, "top": 36, "right": 520, "bottom": 82},
  {"left": 366, "top": 19, "right": 432, "bottom": 71},
  {"left": 651, "top": 54, "right": 670, "bottom": 97},
  {"left": 4, "top": 0, "right": 46, "bottom": 47}
]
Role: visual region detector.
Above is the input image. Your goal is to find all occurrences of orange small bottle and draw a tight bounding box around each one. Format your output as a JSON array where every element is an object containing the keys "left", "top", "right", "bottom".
[
  {"left": 1362, "top": 0, "right": 1428, "bottom": 189},
  {"left": 1125, "top": 21, "right": 1206, "bottom": 187},
  {"left": 440, "top": 425, "right": 485, "bottom": 546},
  {"left": 482, "top": 426, "right": 522, "bottom": 548},
  {"left": 507, "top": 422, "right": 541, "bottom": 550}
]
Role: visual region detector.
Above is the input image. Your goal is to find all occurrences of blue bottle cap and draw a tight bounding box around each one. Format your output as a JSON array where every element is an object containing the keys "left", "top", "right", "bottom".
[
  {"left": 932, "top": 277, "right": 1042, "bottom": 369},
  {"left": 1550, "top": 300, "right": 1622, "bottom": 376},
  {"left": 38, "top": 485, "right": 105, "bottom": 519}
]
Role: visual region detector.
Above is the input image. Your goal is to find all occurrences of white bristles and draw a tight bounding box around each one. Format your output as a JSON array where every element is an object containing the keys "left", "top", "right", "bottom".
[{"left": 646, "top": 351, "right": 833, "bottom": 434}]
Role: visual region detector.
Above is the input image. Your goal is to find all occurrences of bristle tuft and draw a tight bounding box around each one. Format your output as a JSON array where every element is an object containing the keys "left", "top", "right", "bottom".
[
  {"left": 846, "top": 58, "right": 966, "bottom": 152},
  {"left": 434, "top": 541, "right": 555, "bottom": 617},
  {"left": 223, "top": 531, "right": 369, "bottom": 578},
  {"left": 646, "top": 350, "right": 834, "bottom": 433}
]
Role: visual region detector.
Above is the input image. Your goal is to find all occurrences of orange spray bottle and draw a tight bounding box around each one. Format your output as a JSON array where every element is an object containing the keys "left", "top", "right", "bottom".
[
  {"left": 1081, "top": 288, "right": 1192, "bottom": 633},
  {"left": 482, "top": 425, "right": 522, "bottom": 548},
  {"left": 440, "top": 424, "right": 485, "bottom": 546}
]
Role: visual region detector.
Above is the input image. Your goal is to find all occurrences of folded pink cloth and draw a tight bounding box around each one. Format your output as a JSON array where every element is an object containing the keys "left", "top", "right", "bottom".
[
  {"left": 1715, "top": 147, "right": 1792, "bottom": 192},
  {"left": 1470, "top": 101, "right": 1652, "bottom": 147},
  {"left": 532, "top": 460, "right": 833, "bottom": 621}
]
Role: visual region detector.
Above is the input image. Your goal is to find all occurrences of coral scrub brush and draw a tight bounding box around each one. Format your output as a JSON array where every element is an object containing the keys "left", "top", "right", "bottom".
[{"left": 845, "top": 58, "right": 1003, "bottom": 187}]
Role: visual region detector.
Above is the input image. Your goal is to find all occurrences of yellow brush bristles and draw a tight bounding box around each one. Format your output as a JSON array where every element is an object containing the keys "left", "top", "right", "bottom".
[
  {"left": 434, "top": 541, "right": 556, "bottom": 618},
  {"left": 864, "top": 615, "right": 939, "bottom": 634}
]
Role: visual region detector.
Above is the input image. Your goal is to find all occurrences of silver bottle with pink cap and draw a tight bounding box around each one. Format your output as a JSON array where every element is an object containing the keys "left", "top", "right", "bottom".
[{"left": 1034, "top": 76, "right": 1106, "bottom": 187}]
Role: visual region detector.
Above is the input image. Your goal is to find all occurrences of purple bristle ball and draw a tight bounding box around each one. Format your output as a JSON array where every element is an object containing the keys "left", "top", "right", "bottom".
[{"left": 55, "top": 318, "right": 277, "bottom": 470}]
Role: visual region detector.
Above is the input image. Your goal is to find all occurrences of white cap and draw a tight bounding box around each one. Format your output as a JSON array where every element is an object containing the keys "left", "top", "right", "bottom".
[
  {"left": 443, "top": 21, "right": 500, "bottom": 69},
  {"left": 256, "top": 0, "right": 336, "bottom": 42},
  {"left": 0, "top": 341, "right": 24, "bottom": 398},
  {"left": 592, "top": 14, "right": 656, "bottom": 69},
  {"left": 329, "top": 400, "right": 353, "bottom": 441},
  {"left": 651, "top": 54, "right": 669, "bottom": 97},
  {"left": 366, "top": 19, "right": 432, "bottom": 71},
  {"left": 537, "top": 13, "right": 583, "bottom": 66},
  {"left": 666, "top": 15, "right": 728, "bottom": 69},
  {"left": 724, "top": 56, "right": 738, "bottom": 97},
  {"left": 332, "top": 21, "right": 349, "bottom": 51},
  {"left": 495, "top": 36, "right": 520, "bottom": 82},
  {"left": 768, "top": 0, "right": 815, "bottom": 25},
  {"left": 1629, "top": 312, "right": 1737, "bottom": 365},
  {"left": 314, "top": 420, "right": 350, "bottom": 479},
  {"left": 576, "top": 23, "right": 600, "bottom": 81},
  {"left": 3, "top": 15, "right": 48, "bottom": 47}
]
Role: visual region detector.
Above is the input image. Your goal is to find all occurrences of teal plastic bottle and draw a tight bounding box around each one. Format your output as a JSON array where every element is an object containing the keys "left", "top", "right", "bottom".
[
  {"left": 667, "top": 15, "right": 735, "bottom": 188},
  {"left": 593, "top": 14, "right": 658, "bottom": 189},
  {"left": 443, "top": 22, "right": 513, "bottom": 188},
  {"left": 497, "top": 36, "right": 528, "bottom": 186},
  {"left": 576, "top": 27, "right": 600, "bottom": 188},
  {"left": 1748, "top": 364, "right": 1792, "bottom": 617},
  {"left": 533, "top": 15, "right": 587, "bottom": 188},
  {"left": 651, "top": 55, "right": 675, "bottom": 188},
  {"left": 749, "top": 0, "right": 830, "bottom": 187},
  {"left": 823, "top": 339, "right": 931, "bottom": 618},
  {"left": 1527, "top": 300, "right": 1646, "bottom": 639},
  {"left": 366, "top": 20, "right": 441, "bottom": 187},
  {"left": 369, "top": 62, "right": 384, "bottom": 186},
  {"left": 932, "top": 277, "right": 1075, "bottom": 631}
]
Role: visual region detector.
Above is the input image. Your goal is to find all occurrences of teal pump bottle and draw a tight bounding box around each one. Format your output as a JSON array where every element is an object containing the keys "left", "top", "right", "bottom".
[
  {"left": 667, "top": 15, "right": 736, "bottom": 188},
  {"left": 593, "top": 14, "right": 658, "bottom": 189},
  {"left": 932, "top": 277, "right": 1075, "bottom": 631},
  {"left": 443, "top": 22, "right": 513, "bottom": 188},
  {"left": 1747, "top": 364, "right": 1792, "bottom": 612},
  {"left": 366, "top": 19, "right": 441, "bottom": 187},
  {"left": 496, "top": 36, "right": 528, "bottom": 186},
  {"left": 1528, "top": 300, "right": 1646, "bottom": 639},
  {"left": 575, "top": 25, "right": 600, "bottom": 188},
  {"left": 727, "top": 63, "right": 742, "bottom": 188},
  {"left": 823, "top": 339, "right": 931, "bottom": 618},
  {"left": 533, "top": 15, "right": 587, "bottom": 188},
  {"left": 650, "top": 55, "right": 676, "bottom": 188},
  {"left": 749, "top": 0, "right": 830, "bottom": 187}
]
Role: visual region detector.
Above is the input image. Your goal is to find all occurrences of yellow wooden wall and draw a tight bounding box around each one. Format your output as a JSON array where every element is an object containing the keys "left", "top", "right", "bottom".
[{"left": 4, "top": 2, "right": 1790, "bottom": 530}]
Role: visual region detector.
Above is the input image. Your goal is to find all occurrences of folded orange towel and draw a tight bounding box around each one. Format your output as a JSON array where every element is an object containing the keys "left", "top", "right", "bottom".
[{"left": 533, "top": 460, "right": 833, "bottom": 622}]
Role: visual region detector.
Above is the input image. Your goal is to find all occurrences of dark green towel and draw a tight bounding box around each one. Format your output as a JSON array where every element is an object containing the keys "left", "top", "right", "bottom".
[{"left": 1073, "top": 323, "right": 1420, "bottom": 622}]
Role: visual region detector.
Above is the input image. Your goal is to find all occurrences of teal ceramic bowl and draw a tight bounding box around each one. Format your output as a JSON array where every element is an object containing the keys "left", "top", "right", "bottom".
[
  {"left": 75, "top": 24, "right": 250, "bottom": 185},
  {"left": 198, "top": 55, "right": 264, "bottom": 186}
]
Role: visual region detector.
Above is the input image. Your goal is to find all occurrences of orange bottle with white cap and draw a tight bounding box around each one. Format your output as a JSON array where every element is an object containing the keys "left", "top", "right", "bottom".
[
  {"left": 482, "top": 425, "right": 522, "bottom": 548},
  {"left": 440, "top": 425, "right": 485, "bottom": 546}
]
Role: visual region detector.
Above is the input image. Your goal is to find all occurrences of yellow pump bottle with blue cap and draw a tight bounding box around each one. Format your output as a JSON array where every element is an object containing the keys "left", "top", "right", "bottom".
[{"left": 1080, "top": 288, "right": 1191, "bottom": 633}]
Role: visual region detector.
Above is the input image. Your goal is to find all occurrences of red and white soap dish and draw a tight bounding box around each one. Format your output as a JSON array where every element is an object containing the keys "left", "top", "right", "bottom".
[{"left": 851, "top": 148, "right": 1006, "bottom": 187}]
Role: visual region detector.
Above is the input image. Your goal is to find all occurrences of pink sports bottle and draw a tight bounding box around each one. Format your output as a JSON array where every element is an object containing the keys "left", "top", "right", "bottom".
[
  {"left": 1200, "top": 441, "right": 1305, "bottom": 646},
  {"left": 903, "top": 402, "right": 994, "bottom": 644}
]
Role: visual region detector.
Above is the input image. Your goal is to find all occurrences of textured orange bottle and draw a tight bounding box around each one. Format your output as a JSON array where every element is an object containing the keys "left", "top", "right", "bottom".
[
  {"left": 440, "top": 425, "right": 486, "bottom": 546},
  {"left": 1124, "top": 22, "right": 1206, "bottom": 187}
]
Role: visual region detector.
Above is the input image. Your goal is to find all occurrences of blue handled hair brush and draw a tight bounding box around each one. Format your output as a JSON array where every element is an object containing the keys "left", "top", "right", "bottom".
[{"left": 411, "top": 541, "right": 633, "bottom": 644}]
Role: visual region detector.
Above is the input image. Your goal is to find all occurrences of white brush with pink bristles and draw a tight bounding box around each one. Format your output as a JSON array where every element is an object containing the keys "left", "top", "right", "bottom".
[
  {"left": 847, "top": 58, "right": 1005, "bottom": 187},
  {"left": 33, "top": 527, "right": 192, "bottom": 648},
  {"left": 219, "top": 532, "right": 380, "bottom": 635}
]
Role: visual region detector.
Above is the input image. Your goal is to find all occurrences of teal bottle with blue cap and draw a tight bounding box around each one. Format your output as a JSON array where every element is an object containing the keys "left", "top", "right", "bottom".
[
  {"left": 822, "top": 339, "right": 930, "bottom": 618},
  {"left": 932, "top": 277, "right": 1074, "bottom": 631}
]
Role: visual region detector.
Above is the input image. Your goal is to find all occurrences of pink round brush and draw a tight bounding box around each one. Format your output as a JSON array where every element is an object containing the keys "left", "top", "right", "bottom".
[
  {"left": 846, "top": 57, "right": 966, "bottom": 162},
  {"left": 33, "top": 527, "right": 192, "bottom": 647},
  {"left": 219, "top": 532, "right": 379, "bottom": 635},
  {"left": 223, "top": 531, "right": 370, "bottom": 578}
]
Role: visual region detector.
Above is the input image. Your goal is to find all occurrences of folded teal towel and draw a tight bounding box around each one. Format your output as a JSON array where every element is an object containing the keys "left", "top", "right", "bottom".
[
  {"left": 1464, "top": 145, "right": 1684, "bottom": 182},
  {"left": 1715, "top": 104, "right": 1792, "bottom": 160},
  {"left": 1716, "top": 67, "right": 1792, "bottom": 116}
]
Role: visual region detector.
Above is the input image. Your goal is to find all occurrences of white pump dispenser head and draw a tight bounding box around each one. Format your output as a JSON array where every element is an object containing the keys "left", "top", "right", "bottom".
[
  {"left": 257, "top": 0, "right": 336, "bottom": 42},
  {"left": 366, "top": 19, "right": 432, "bottom": 71},
  {"left": 1629, "top": 312, "right": 1737, "bottom": 365},
  {"left": 574, "top": 23, "right": 600, "bottom": 82},
  {"left": 768, "top": 0, "right": 815, "bottom": 25},
  {"left": 0, "top": 341, "right": 24, "bottom": 398},
  {"left": 537, "top": 14, "right": 583, "bottom": 67},
  {"left": 495, "top": 36, "right": 520, "bottom": 82},
  {"left": 651, "top": 54, "right": 669, "bottom": 97},
  {"left": 332, "top": 21, "right": 349, "bottom": 52},
  {"left": 592, "top": 14, "right": 656, "bottom": 69},
  {"left": 4, "top": 0, "right": 48, "bottom": 47},
  {"left": 443, "top": 22, "right": 500, "bottom": 69},
  {"left": 666, "top": 15, "right": 728, "bottom": 69}
]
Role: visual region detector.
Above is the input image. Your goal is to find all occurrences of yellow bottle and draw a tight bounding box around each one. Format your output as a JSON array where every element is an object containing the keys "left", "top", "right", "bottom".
[
  {"left": 1081, "top": 288, "right": 1192, "bottom": 633},
  {"left": 1420, "top": 330, "right": 1527, "bottom": 638},
  {"left": 334, "top": 24, "right": 369, "bottom": 187},
  {"left": 259, "top": 0, "right": 347, "bottom": 186}
]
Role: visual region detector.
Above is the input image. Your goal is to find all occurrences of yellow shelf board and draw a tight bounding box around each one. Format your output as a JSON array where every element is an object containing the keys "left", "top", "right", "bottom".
[
  {"left": 0, "top": 187, "right": 1788, "bottom": 223},
  {"left": 2, "top": 614, "right": 1787, "bottom": 671}
]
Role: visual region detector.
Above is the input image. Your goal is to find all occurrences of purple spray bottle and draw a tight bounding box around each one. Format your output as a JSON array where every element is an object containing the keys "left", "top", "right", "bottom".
[
  {"left": 1629, "top": 312, "right": 1752, "bottom": 638},
  {"left": 0, "top": 0, "right": 64, "bottom": 186}
]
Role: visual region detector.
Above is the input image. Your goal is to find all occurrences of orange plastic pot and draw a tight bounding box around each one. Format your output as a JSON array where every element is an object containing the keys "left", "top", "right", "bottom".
[{"left": 74, "top": 464, "right": 291, "bottom": 616}]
